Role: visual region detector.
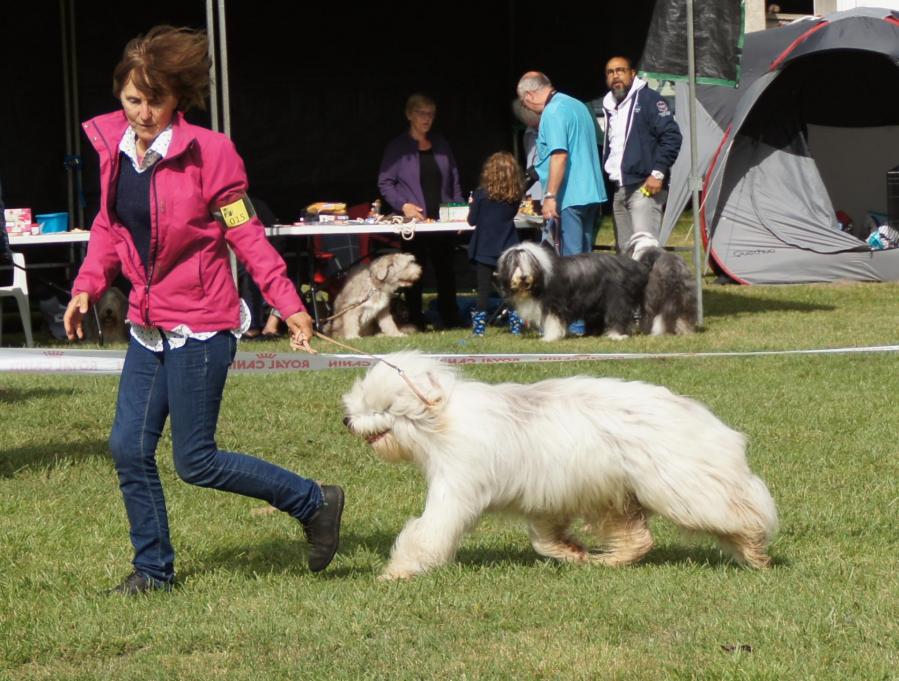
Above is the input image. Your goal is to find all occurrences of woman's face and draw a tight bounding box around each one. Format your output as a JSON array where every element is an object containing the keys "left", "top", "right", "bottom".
[
  {"left": 406, "top": 105, "right": 436, "bottom": 137},
  {"left": 120, "top": 76, "right": 178, "bottom": 153}
]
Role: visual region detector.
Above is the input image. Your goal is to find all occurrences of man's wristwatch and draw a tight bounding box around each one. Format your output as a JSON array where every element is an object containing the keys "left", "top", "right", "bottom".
[
  {"left": 543, "top": 193, "right": 556, "bottom": 200},
  {"left": 650, "top": 170, "right": 665, "bottom": 181}
]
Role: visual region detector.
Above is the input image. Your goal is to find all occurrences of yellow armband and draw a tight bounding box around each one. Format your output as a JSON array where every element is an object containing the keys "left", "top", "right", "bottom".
[{"left": 212, "top": 194, "right": 257, "bottom": 229}]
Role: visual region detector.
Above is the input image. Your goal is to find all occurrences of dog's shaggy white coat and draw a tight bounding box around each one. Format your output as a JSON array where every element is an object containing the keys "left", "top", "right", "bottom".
[
  {"left": 327, "top": 253, "right": 421, "bottom": 339},
  {"left": 343, "top": 352, "right": 778, "bottom": 580}
]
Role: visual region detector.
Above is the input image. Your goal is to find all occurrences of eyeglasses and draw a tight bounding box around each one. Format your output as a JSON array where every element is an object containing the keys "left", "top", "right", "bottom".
[{"left": 606, "top": 66, "right": 632, "bottom": 76}]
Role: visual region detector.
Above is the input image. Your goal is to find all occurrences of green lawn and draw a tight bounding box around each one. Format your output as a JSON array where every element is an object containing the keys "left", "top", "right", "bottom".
[{"left": 2, "top": 236, "right": 899, "bottom": 678}]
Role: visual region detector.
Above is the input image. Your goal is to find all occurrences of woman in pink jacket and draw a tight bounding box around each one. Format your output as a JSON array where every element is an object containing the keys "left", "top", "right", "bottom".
[{"left": 64, "top": 26, "right": 343, "bottom": 594}]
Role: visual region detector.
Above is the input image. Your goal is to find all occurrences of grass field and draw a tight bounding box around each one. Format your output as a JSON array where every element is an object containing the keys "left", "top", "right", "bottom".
[{"left": 2, "top": 236, "right": 898, "bottom": 679}]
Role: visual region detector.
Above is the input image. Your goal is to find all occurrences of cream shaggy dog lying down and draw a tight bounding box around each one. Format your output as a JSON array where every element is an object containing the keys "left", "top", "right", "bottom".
[
  {"left": 342, "top": 352, "right": 778, "bottom": 580},
  {"left": 326, "top": 253, "right": 422, "bottom": 339}
]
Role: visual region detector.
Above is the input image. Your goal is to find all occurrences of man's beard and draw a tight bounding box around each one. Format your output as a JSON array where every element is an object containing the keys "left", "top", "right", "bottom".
[{"left": 613, "top": 85, "right": 629, "bottom": 102}]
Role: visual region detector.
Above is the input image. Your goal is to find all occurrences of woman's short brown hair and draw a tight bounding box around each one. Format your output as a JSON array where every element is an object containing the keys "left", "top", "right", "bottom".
[
  {"left": 405, "top": 93, "right": 436, "bottom": 116},
  {"left": 112, "top": 25, "right": 211, "bottom": 111},
  {"left": 480, "top": 152, "right": 525, "bottom": 204}
]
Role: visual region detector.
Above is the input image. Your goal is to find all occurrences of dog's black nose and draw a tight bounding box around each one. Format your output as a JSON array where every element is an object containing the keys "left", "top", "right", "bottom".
[{"left": 342, "top": 416, "right": 351, "bottom": 428}]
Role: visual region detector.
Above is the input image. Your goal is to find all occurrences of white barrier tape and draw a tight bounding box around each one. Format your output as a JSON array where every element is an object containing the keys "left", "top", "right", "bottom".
[{"left": 1, "top": 345, "right": 899, "bottom": 375}]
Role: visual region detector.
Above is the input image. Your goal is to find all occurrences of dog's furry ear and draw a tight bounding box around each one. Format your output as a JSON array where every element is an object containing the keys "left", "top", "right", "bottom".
[
  {"left": 371, "top": 257, "right": 393, "bottom": 282},
  {"left": 406, "top": 368, "right": 453, "bottom": 413},
  {"left": 422, "top": 371, "right": 447, "bottom": 408}
]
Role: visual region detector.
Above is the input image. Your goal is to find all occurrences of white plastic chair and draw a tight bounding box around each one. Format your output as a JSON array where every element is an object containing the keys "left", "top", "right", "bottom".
[{"left": 0, "top": 252, "right": 34, "bottom": 347}]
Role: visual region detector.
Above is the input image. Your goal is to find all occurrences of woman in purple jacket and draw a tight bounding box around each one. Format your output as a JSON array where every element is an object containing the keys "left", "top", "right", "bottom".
[
  {"left": 377, "top": 94, "right": 463, "bottom": 328},
  {"left": 63, "top": 26, "right": 343, "bottom": 594}
]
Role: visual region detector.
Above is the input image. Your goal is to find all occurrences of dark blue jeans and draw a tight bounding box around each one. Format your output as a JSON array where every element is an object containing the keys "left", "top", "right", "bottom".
[
  {"left": 108, "top": 333, "right": 322, "bottom": 582},
  {"left": 559, "top": 203, "right": 600, "bottom": 256}
]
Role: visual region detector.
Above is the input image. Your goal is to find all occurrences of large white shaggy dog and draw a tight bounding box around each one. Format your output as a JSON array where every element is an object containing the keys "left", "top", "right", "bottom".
[
  {"left": 327, "top": 253, "right": 422, "bottom": 339},
  {"left": 496, "top": 242, "right": 647, "bottom": 341},
  {"left": 626, "top": 232, "right": 698, "bottom": 336},
  {"left": 343, "top": 352, "right": 778, "bottom": 580}
]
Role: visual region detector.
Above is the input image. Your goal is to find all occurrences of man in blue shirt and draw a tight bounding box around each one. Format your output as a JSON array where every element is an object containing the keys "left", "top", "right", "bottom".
[{"left": 517, "top": 71, "right": 606, "bottom": 256}]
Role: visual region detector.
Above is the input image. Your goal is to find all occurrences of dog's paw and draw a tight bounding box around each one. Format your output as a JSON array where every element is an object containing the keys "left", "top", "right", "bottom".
[
  {"left": 605, "top": 331, "right": 629, "bottom": 341},
  {"left": 378, "top": 566, "right": 417, "bottom": 581},
  {"left": 541, "top": 332, "right": 566, "bottom": 342}
]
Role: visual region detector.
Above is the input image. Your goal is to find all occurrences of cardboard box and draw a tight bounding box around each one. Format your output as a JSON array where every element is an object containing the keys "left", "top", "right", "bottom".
[{"left": 4, "top": 208, "right": 32, "bottom": 228}]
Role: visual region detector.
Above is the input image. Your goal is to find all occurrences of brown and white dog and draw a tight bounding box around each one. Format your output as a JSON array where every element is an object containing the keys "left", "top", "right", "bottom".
[
  {"left": 327, "top": 253, "right": 422, "bottom": 339},
  {"left": 83, "top": 287, "right": 129, "bottom": 344}
]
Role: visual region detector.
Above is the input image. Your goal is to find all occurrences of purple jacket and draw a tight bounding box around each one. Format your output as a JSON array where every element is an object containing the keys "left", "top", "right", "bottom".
[
  {"left": 377, "top": 132, "right": 463, "bottom": 213},
  {"left": 74, "top": 110, "right": 304, "bottom": 331}
]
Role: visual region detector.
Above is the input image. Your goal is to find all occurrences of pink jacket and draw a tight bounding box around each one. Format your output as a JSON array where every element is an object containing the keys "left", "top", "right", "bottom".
[{"left": 73, "top": 110, "right": 304, "bottom": 332}]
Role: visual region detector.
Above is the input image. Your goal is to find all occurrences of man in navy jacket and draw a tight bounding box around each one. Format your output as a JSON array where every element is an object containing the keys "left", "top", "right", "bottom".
[{"left": 602, "top": 56, "right": 682, "bottom": 249}]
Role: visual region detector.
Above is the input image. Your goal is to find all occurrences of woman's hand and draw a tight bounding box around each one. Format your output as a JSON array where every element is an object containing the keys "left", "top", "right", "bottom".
[
  {"left": 64, "top": 292, "right": 91, "bottom": 340},
  {"left": 402, "top": 203, "right": 425, "bottom": 220},
  {"left": 286, "top": 310, "right": 317, "bottom": 354}
]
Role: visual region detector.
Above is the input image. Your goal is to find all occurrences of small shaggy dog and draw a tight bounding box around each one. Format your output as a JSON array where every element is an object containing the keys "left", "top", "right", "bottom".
[
  {"left": 343, "top": 352, "right": 778, "bottom": 580},
  {"left": 327, "top": 253, "right": 422, "bottom": 339},
  {"left": 626, "top": 232, "right": 698, "bottom": 335},
  {"left": 496, "top": 242, "right": 647, "bottom": 341},
  {"left": 83, "top": 287, "right": 129, "bottom": 343}
]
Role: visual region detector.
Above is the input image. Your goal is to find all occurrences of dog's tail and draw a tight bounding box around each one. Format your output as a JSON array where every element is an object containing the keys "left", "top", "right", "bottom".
[{"left": 631, "top": 419, "right": 778, "bottom": 550}]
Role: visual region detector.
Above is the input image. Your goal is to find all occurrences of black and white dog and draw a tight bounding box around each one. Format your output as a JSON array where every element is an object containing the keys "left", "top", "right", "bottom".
[
  {"left": 496, "top": 242, "right": 648, "bottom": 341},
  {"left": 626, "top": 232, "right": 698, "bottom": 335}
]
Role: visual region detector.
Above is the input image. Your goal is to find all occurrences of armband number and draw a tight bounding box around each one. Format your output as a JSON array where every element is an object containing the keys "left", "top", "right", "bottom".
[{"left": 214, "top": 196, "right": 257, "bottom": 229}]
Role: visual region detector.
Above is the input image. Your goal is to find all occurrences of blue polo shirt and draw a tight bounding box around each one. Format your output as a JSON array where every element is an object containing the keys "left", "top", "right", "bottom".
[{"left": 535, "top": 93, "right": 606, "bottom": 209}]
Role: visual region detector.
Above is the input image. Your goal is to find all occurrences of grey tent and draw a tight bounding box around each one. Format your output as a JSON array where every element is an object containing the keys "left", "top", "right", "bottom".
[{"left": 662, "top": 7, "right": 899, "bottom": 284}]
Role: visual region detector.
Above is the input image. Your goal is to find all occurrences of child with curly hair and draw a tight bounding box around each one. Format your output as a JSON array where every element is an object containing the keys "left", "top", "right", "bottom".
[{"left": 467, "top": 152, "right": 525, "bottom": 336}]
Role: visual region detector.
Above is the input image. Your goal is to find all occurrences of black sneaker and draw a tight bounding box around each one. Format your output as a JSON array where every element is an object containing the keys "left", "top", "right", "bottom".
[
  {"left": 302, "top": 485, "right": 344, "bottom": 573},
  {"left": 108, "top": 570, "right": 174, "bottom": 595}
]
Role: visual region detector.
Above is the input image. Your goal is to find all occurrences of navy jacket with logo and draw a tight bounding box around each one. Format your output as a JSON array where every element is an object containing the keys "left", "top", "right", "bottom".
[{"left": 602, "top": 86, "right": 682, "bottom": 189}]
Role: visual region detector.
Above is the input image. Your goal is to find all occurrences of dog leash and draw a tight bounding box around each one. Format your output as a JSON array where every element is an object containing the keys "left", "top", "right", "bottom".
[
  {"left": 381, "top": 215, "right": 416, "bottom": 241},
  {"left": 293, "top": 328, "right": 437, "bottom": 407},
  {"left": 4, "top": 256, "right": 109, "bottom": 344},
  {"left": 317, "top": 289, "right": 377, "bottom": 325},
  {"left": 5, "top": 258, "right": 74, "bottom": 298}
]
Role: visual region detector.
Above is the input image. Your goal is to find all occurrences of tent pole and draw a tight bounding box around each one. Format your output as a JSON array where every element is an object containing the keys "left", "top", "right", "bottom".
[
  {"left": 213, "top": 0, "right": 238, "bottom": 284},
  {"left": 67, "top": 0, "right": 84, "bottom": 230},
  {"left": 686, "top": 0, "right": 704, "bottom": 326},
  {"left": 59, "top": 0, "right": 74, "bottom": 229},
  {"left": 217, "top": 0, "right": 232, "bottom": 139},
  {"left": 206, "top": 0, "right": 220, "bottom": 132}
]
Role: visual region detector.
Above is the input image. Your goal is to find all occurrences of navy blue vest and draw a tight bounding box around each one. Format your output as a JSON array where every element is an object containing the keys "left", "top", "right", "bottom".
[{"left": 115, "top": 153, "right": 153, "bottom": 272}]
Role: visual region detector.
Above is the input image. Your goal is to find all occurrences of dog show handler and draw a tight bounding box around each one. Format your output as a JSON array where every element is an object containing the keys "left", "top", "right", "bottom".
[{"left": 64, "top": 25, "right": 343, "bottom": 594}]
